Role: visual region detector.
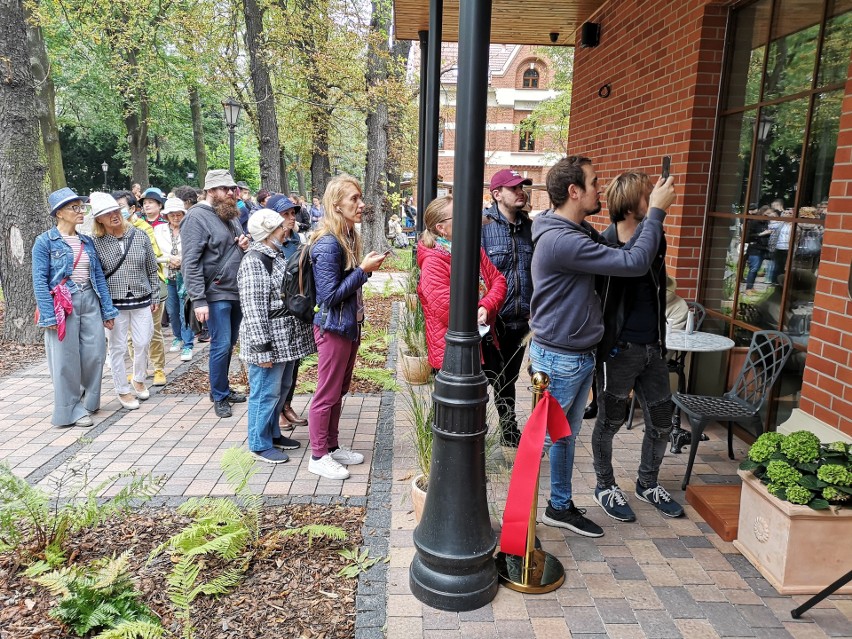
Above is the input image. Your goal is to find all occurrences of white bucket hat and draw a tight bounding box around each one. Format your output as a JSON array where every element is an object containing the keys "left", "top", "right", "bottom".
[
  {"left": 163, "top": 197, "right": 186, "bottom": 215},
  {"left": 89, "top": 192, "right": 121, "bottom": 217},
  {"left": 248, "top": 208, "right": 284, "bottom": 242}
]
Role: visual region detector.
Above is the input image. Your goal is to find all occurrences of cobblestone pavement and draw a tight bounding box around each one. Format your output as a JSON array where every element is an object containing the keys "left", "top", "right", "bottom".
[{"left": 2, "top": 283, "right": 850, "bottom": 638}]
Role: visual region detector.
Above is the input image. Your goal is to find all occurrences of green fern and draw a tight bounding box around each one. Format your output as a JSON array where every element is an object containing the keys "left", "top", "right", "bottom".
[
  {"left": 276, "top": 524, "right": 348, "bottom": 548},
  {"left": 93, "top": 621, "right": 165, "bottom": 639},
  {"left": 353, "top": 367, "right": 398, "bottom": 391},
  {"left": 33, "top": 551, "right": 161, "bottom": 637}
]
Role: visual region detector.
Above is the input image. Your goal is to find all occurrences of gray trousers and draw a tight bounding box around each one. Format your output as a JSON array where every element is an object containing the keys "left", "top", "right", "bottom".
[{"left": 45, "top": 286, "right": 106, "bottom": 426}]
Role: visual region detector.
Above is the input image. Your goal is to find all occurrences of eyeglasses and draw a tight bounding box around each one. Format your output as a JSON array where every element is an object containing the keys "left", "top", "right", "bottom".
[
  {"left": 66, "top": 204, "right": 85, "bottom": 213},
  {"left": 218, "top": 186, "right": 238, "bottom": 193}
]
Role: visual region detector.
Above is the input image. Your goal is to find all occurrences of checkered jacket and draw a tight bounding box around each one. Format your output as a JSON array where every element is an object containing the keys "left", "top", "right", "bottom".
[
  {"left": 92, "top": 227, "right": 160, "bottom": 303},
  {"left": 237, "top": 243, "right": 317, "bottom": 366}
]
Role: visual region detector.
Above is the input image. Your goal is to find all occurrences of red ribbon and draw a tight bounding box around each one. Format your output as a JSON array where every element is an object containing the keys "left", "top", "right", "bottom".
[{"left": 499, "top": 391, "right": 571, "bottom": 557}]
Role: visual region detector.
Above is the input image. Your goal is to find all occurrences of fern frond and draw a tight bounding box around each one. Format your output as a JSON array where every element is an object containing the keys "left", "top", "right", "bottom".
[
  {"left": 220, "top": 448, "right": 258, "bottom": 495},
  {"left": 92, "top": 551, "right": 133, "bottom": 590},
  {"left": 192, "top": 567, "right": 246, "bottom": 598},
  {"left": 33, "top": 565, "right": 78, "bottom": 596},
  {"left": 277, "top": 524, "right": 348, "bottom": 547},
  {"left": 93, "top": 620, "right": 165, "bottom": 639},
  {"left": 184, "top": 529, "right": 249, "bottom": 561}
]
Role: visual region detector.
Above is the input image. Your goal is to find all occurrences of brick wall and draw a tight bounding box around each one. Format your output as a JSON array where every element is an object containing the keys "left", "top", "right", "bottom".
[
  {"left": 799, "top": 56, "right": 852, "bottom": 437},
  {"left": 568, "top": 0, "right": 728, "bottom": 299}
]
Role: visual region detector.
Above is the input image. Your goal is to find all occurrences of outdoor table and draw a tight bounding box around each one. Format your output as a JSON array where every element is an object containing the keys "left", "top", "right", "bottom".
[{"left": 666, "top": 329, "right": 735, "bottom": 453}]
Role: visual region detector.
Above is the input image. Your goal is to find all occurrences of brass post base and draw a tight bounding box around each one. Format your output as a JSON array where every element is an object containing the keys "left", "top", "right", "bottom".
[{"left": 495, "top": 549, "right": 565, "bottom": 594}]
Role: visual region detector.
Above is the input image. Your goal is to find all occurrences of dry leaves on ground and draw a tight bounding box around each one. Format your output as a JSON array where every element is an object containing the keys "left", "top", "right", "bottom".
[
  {"left": 0, "top": 305, "right": 45, "bottom": 378},
  {"left": 0, "top": 504, "right": 365, "bottom": 639}
]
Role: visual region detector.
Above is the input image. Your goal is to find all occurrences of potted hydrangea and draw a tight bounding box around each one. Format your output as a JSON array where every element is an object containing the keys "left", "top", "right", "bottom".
[{"left": 733, "top": 430, "right": 852, "bottom": 595}]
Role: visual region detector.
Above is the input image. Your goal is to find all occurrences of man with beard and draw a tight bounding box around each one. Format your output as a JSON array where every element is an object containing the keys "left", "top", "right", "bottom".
[
  {"left": 181, "top": 170, "right": 251, "bottom": 418},
  {"left": 529, "top": 155, "right": 674, "bottom": 538},
  {"left": 481, "top": 168, "right": 534, "bottom": 447}
]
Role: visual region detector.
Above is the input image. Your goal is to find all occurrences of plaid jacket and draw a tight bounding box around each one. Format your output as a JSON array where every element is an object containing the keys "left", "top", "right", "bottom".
[
  {"left": 237, "top": 243, "right": 317, "bottom": 366},
  {"left": 481, "top": 204, "right": 533, "bottom": 326},
  {"left": 92, "top": 227, "right": 160, "bottom": 304}
]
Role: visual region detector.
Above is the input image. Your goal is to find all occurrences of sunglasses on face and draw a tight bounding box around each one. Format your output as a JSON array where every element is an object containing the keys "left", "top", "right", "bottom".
[{"left": 218, "top": 186, "right": 237, "bottom": 193}]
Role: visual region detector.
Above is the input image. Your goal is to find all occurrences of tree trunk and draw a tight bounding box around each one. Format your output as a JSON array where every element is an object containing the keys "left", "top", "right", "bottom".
[
  {"left": 362, "top": 0, "right": 392, "bottom": 255},
  {"left": 121, "top": 49, "right": 149, "bottom": 188},
  {"left": 243, "top": 0, "right": 281, "bottom": 191},
  {"left": 189, "top": 85, "right": 207, "bottom": 185},
  {"left": 24, "top": 8, "right": 66, "bottom": 192},
  {"left": 279, "top": 148, "right": 289, "bottom": 192},
  {"left": 296, "top": 167, "right": 306, "bottom": 197},
  {"left": 0, "top": 0, "right": 51, "bottom": 343}
]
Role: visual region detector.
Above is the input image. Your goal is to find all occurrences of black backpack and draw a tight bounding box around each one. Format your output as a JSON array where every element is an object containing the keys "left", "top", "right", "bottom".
[{"left": 281, "top": 244, "right": 316, "bottom": 324}]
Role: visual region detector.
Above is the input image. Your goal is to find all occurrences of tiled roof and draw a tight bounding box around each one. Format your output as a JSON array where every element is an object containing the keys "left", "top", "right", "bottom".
[{"left": 410, "top": 43, "right": 521, "bottom": 85}]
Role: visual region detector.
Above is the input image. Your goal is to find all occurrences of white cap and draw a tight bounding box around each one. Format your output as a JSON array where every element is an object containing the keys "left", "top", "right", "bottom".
[
  {"left": 163, "top": 197, "right": 186, "bottom": 215},
  {"left": 247, "top": 208, "right": 283, "bottom": 242},
  {"left": 89, "top": 192, "right": 121, "bottom": 217}
]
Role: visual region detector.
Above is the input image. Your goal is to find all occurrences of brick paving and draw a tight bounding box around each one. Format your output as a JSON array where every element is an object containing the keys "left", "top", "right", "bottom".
[{"left": 1, "top": 280, "right": 850, "bottom": 638}]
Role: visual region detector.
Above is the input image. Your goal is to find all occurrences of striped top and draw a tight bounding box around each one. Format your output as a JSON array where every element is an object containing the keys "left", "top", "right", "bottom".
[{"left": 61, "top": 234, "right": 90, "bottom": 285}]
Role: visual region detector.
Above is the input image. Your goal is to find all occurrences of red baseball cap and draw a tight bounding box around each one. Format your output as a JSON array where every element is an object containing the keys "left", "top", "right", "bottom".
[{"left": 489, "top": 169, "right": 532, "bottom": 191}]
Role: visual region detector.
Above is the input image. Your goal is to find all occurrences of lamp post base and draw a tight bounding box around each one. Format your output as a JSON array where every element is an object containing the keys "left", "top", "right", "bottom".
[
  {"left": 495, "top": 549, "right": 565, "bottom": 594},
  {"left": 410, "top": 552, "right": 499, "bottom": 611}
]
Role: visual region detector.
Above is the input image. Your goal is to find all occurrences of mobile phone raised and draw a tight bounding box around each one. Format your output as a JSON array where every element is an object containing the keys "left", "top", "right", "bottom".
[{"left": 661, "top": 156, "right": 671, "bottom": 181}]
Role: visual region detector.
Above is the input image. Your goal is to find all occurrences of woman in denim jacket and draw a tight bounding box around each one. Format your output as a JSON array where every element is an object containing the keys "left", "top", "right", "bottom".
[
  {"left": 32, "top": 188, "right": 118, "bottom": 427},
  {"left": 307, "top": 176, "right": 386, "bottom": 480}
]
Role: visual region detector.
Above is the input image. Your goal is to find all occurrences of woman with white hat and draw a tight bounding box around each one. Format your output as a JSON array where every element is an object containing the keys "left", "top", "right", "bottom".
[
  {"left": 238, "top": 209, "right": 316, "bottom": 464},
  {"left": 91, "top": 192, "right": 160, "bottom": 410},
  {"left": 32, "top": 189, "right": 119, "bottom": 427},
  {"left": 154, "top": 197, "right": 194, "bottom": 361}
]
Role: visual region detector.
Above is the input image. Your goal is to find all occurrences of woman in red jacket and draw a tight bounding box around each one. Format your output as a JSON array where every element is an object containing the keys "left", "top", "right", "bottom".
[{"left": 416, "top": 195, "right": 507, "bottom": 373}]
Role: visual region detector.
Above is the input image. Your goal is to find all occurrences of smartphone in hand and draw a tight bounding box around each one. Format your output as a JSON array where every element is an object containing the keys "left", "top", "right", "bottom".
[{"left": 661, "top": 156, "right": 671, "bottom": 181}]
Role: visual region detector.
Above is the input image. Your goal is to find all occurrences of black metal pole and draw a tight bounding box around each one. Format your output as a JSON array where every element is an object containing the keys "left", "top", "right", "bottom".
[
  {"left": 409, "top": 0, "right": 497, "bottom": 612},
  {"left": 228, "top": 126, "right": 236, "bottom": 178},
  {"left": 422, "top": 0, "right": 442, "bottom": 212},
  {"left": 416, "top": 31, "right": 428, "bottom": 233}
]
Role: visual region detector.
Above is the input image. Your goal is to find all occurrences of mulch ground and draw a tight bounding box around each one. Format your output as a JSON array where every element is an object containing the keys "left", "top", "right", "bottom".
[
  {"left": 0, "top": 504, "right": 365, "bottom": 639},
  {"left": 165, "top": 294, "right": 400, "bottom": 396},
  {"left": 0, "top": 305, "right": 46, "bottom": 378}
]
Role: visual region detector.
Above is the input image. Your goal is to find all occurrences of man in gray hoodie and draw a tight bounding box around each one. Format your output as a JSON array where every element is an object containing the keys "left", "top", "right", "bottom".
[
  {"left": 529, "top": 155, "right": 675, "bottom": 537},
  {"left": 181, "top": 169, "right": 250, "bottom": 418}
]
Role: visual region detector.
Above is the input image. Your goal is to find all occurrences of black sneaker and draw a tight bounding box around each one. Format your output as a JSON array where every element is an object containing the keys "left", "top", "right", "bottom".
[
  {"left": 213, "top": 399, "right": 232, "bottom": 418},
  {"left": 594, "top": 485, "right": 637, "bottom": 522},
  {"left": 272, "top": 436, "right": 301, "bottom": 451},
  {"left": 542, "top": 500, "right": 604, "bottom": 537},
  {"left": 635, "top": 480, "right": 684, "bottom": 518},
  {"left": 197, "top": 329, "right": 211, "bottom": 343},
  {"left": 209, "top": 390, "right": 247, "bottom": 404}
]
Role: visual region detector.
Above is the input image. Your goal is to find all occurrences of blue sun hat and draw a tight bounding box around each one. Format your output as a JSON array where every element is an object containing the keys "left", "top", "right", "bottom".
[
  {"left": 48, "top": 187, "right": 89, "bottom": 216},
  {"left": 141, "top": 187, "right": 166, "bottom": 206},
  {"left": 266, "top": 194, "right": 298, "bottom": 214}
]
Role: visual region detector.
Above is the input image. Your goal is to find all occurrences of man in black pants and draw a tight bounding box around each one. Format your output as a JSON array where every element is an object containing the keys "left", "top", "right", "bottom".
[
  {"left": 591, "top": 171, "right": 683, "bottom": 522},
  {"left": 481, "top": 169, "right": 534, "bottom": 446}
]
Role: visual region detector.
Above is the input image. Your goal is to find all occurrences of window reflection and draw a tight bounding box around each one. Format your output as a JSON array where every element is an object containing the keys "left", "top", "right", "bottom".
[
  {"left": 702, "top": 217, "right": 741, "bottom": 320},
  {"left": 712, "top": 112, "right": 754, "bottom": 213},
  {"left": 756, "top": 99, "right": 808, "bottom": 206},
  {"left": 819, "top": 2, "right": 852, "bottom": 86},
  {"left": 725, "top": 0, "right": 771, "bottom": 109},
  {"left": 762, "top": 2, "right": 821, "bottom": 101},
  {"left": 802, "top": 91, "right": 843, "bottom": 207}
]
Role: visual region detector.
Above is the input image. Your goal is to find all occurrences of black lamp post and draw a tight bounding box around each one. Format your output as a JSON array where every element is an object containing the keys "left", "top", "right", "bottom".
[
  {"left": 101, "top": 161, "right": 108, "bottom": 191},
  {"left": 222, "top": 97, "right": 242, "bottom": 177},
  {"left": 409, "top": 0, "right": 498, "bottom": 612}
]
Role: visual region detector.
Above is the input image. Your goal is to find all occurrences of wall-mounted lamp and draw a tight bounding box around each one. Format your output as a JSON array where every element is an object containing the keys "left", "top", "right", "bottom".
[
  {"left": 581, "top": 22, "right": 601, "bottom": 47},
  {"left": 549, "top": 32, "right": 559, "bottom": 44}
]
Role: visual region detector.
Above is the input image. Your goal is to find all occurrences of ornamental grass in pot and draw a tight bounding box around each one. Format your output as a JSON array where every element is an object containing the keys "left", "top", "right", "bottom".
[{"left": 734, "top": 430, "right": 852, "bottom": 595}]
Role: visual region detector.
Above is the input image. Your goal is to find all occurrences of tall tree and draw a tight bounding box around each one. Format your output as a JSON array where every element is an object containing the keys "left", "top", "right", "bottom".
[
  {"left": 189, "top": 85, "right": 208, "bottom": 184},
  {"left": 24, "top": 4, "right": 66, "bottom": 191},
  {"left": 0, "top": 0, "right": 51, "bottom": 343},
  {"left": 243, "top": 0, "right": 282, "bottom": 191}
]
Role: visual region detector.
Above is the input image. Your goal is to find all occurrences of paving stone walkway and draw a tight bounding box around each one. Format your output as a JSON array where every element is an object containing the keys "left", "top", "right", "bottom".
[{"left": 1, "top": 277, "right": 850, "bottom": 638}]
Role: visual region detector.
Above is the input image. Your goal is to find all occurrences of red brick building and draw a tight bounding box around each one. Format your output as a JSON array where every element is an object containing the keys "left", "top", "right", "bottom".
[
  {"left": 569, "top": 0, "right": 851, "bottom": 439},
  {"left": 415, "top": 43, "right": 565, "bottom": 211}
]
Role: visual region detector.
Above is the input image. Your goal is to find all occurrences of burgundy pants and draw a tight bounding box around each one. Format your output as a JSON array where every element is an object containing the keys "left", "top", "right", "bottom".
[{"left": 309, "top": 325, "right": 359, "bottom": 457}]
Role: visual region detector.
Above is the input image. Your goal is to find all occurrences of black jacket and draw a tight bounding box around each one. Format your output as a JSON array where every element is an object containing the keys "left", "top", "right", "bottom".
[{"left": 597, "top": 221, "right": 668, "bottom": 360}]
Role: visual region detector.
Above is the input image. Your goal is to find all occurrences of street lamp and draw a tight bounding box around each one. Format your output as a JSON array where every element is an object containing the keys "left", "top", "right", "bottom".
[
  {"left": 101, "top": 161, "right": 108, "bottom": 191},
  {"left": 187, "top": 172, "right": 195, "bottom": 186},
  {"left": 222, "top": 97, "right": 242, "bottom": 177}
]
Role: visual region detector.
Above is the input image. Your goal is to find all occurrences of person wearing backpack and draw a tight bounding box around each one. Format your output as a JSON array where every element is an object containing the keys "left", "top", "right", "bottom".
[
  {"left": 238, "top": 209, "right": 316, "bottom": 464},
  {"left": 267, "top": 193, "right": 310, "bottom": 429},
  {"left": 308, "top": 175, "right": 387, "bottom": 480}
]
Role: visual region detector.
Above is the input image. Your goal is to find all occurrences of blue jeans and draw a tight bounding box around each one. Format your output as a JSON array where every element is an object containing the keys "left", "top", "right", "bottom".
[
  {"left": 166, "top": 281, "right": 194, "bottom": 347},
  {"left": 207, "top": 300, "right": 242, "bottom": 401},
  {"left": 745, "top": 253, "right": 762, "bottom": 290},
  {"left": 529, "top": 341, "right": 596, "bottom": 510},
  {"left": 247, "top": 361, "right": 295, "bottom": 452}
]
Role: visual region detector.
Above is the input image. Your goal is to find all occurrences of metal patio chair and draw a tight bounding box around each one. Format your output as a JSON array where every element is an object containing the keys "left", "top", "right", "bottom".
[
  {"left": 672, "top": 330, "right": 793, "bottom": 489},
  {"left": 626, "top": 301, "right": 706, "bottom": 431}
]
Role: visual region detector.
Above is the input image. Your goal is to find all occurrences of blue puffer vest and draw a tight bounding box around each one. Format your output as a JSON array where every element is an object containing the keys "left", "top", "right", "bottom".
[
  {"left": 310, "top": 234, "right": 368, "bottom": 341},
  {"left": 480, "top": 203, "right": 533, "bottom": 327}
]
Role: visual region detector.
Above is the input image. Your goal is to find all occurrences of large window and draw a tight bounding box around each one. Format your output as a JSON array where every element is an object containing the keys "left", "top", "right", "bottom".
[
  {"left": 702, "top": 0, "right": 850, "bottom": 430},
  {"left": 522, "top": 68, "right": 539, "bottom": 88}
]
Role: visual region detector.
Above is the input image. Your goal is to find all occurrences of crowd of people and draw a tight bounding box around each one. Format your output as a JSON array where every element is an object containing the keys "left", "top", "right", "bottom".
[{"left": 35, "top": 157, "right": 687, "bottom": 533}]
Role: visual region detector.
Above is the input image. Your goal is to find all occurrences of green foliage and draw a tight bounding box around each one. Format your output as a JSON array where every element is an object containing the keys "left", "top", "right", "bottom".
[
  {"left": 148, "top": 447, "right": 261, "bottom": 639},
  {"left": 337, "top": 547, "right": 385, "bottom": 578},
  {"left": 276, "top": 524, "right": 347, "bottom": 548},
  {"left": 0, "top": 461, "right": 161, "bottom": 568},
  {"left": 740, "top": 431, "right": 852, "bottom": 510},
  {"left": 353, "top": 367, "right": 398, "bottom": 391},
  {"left": 402, "top": 381, "right": 435, "bottom": 480},
  {"left": 33, "top": 551, "right": 162, "bottom": 638},
  {"left": 399, "top": 302, "right": 427, "bottom": 358}
]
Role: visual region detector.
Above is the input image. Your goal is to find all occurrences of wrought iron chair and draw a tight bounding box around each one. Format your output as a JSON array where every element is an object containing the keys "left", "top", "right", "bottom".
[
  {"left": 626, "top": 301, "right": 706, "bottom": 431},
  {"left": 672, "top": 330, "right": 793, "bottom": 489}
]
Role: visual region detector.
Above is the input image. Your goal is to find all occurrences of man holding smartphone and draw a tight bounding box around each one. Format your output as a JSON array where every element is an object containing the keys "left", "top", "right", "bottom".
[{"left": 529, "top": 156, "right": 675, "bottom": 537}]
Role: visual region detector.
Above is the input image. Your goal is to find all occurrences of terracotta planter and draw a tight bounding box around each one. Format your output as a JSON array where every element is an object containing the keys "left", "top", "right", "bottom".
[
  {"left": 733, "top": 469, "right": 852, "bottom": 595},
  {"left": 400, "top": 351, "right": 431, "bottom": 385},
  {"left": 411, "top": 474, "right": 427, "bottom": 523}
]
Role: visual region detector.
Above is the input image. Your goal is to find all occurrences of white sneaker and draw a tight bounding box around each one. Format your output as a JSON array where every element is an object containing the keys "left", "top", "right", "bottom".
[
  {"left": 308, "top": 454, "right": 350, "bottom": 480},
  {"left": 74, "top": 415, "right": 93, "bottom": 427},
  {"left": 330, "top": 447, "right": 364, "bottom": 465},
  {"left": 169, "top": 338, "right": 182, "bottom": 352}
]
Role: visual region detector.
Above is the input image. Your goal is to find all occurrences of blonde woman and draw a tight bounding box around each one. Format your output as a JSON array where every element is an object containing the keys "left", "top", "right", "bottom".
[
  {"left": 308, "top": 175, "right": 387, "bottom": 480},
  {"left": 91, "top": 193, "right": 160, "bottom": 410}
]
